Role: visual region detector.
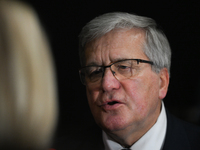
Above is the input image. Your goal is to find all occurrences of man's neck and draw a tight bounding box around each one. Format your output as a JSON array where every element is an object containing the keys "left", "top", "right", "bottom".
[{"left": 106, "top": 116, "right": 159, "bottom": 147}]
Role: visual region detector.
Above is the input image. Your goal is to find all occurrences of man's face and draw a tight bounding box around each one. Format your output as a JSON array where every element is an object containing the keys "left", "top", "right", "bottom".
[{"left": 84, "top": 28, "right": 169, "bottom": 137}]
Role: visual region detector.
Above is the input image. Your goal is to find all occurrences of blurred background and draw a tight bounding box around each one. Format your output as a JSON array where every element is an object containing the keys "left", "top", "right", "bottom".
[{"left": 22, "top": 0, "right": 200, "bottom": 138}]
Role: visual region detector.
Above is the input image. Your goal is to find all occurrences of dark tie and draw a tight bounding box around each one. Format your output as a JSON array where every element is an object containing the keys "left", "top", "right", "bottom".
[{"left": 121, "top": 148, "right": 131, "bottom": 150}]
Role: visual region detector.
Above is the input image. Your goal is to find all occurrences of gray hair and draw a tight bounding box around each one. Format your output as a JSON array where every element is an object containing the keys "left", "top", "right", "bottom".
[{"left": 79, "top": 12, "right": 171, "bottom": 75}]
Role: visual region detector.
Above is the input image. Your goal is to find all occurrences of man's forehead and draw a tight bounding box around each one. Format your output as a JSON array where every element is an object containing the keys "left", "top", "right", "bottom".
[{"left": 84, "top": 28, "right": 146, "bottom": 65}]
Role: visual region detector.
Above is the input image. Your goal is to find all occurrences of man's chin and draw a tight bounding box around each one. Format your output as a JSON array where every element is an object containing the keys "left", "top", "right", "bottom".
[{"left": 98, "top": 119, "right": 129, "bottom": 133}]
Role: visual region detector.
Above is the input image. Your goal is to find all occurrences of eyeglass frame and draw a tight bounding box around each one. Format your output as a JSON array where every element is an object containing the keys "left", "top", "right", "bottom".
[{"left": 79, "top": 59, "right": 154, "bottom": 85}]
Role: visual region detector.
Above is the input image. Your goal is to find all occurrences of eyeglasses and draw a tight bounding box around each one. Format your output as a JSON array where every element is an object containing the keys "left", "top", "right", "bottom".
[{"left": 79, "top": 59, "right": 154, "bottom": 85}]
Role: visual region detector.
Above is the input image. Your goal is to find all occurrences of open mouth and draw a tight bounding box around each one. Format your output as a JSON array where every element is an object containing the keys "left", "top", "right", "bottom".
[
  {"left": 100, "top": 100, "right": 122, "bottom": 110},
  {"left": 107, "top": 101, "right": 119, "bottom": 105}
]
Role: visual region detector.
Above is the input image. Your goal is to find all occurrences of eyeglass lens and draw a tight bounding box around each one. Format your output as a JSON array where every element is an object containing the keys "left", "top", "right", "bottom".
[{"left": 80, "top": 59, "right": 141, "bottom": 85}]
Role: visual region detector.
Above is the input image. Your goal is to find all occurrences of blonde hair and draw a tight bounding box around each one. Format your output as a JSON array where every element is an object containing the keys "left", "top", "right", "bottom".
[{"left": 0, "top": 1, "right": 58, "bottom": 149}]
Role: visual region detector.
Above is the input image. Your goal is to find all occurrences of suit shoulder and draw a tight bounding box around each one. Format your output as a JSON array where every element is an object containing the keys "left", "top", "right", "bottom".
[
  {"left": 164, "top": 109, "right": 200, "bottom": 149},
  {"left": 180, "top": 119, "right": 200, "bottom": 140}
]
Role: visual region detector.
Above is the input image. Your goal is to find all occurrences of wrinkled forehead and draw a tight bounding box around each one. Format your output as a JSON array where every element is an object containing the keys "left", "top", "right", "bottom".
[{"left": 84, "top": 28, "right": 147, "bottom": 65}]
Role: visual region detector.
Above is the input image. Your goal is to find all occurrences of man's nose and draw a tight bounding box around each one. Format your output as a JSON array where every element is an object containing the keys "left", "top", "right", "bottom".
[{"left": 101, "top": 68, "right": 120, "bottom": 92}]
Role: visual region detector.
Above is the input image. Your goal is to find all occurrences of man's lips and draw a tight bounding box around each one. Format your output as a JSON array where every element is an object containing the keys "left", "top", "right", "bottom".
[{"left": 99, "top": 100, "right": 123, "bottom": 110}]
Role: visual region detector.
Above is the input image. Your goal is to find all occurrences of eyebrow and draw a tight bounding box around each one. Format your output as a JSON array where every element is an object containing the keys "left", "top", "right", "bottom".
[
  {"left": 86, "top": 57, "right": 130, "bottom": 67},
  {"left": 86, "top": 62, "right": 100, "bottom": 66},
  {"left": 112, "top": 58, "right": 128, "bottom": 62}
]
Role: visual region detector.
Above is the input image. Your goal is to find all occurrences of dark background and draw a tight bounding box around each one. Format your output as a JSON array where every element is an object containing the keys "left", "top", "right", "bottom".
[{"left": 23, "top": 0, "right": 200, "bottom": 138}]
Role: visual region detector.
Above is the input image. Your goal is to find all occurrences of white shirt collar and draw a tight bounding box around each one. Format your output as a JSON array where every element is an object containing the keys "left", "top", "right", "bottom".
[{"left": 103, "top": 101, "right": 167, "bottom": 150}]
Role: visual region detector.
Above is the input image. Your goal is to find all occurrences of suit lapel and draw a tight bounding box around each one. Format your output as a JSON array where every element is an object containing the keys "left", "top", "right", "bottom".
[{"left": 162, "top": 110, "right": 191, "bottom": 150}]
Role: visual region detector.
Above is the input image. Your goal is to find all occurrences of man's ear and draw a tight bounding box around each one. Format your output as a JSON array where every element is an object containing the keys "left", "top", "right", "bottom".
[{"left": 158, "top": 68, "right": 169, "bottom": 100}]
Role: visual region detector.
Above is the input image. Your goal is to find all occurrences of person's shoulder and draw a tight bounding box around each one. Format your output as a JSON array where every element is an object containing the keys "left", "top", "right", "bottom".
[
  {"left": 52, "top": 124, "right": 103, "bottom": 150},
  {"left": 178, "top": 116, "right": 200, "bottom": 140},
  {"left": 165, "top": 109, "right": 200, "bottom": 149},
  {"left": 167, "top": 109, "right": 200, "bottom": 134}
]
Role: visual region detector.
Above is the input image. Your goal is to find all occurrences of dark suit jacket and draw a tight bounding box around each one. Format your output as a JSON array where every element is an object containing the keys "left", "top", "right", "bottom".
[{"left": 54, "top": 110, "right": 200, "bottom": 150}]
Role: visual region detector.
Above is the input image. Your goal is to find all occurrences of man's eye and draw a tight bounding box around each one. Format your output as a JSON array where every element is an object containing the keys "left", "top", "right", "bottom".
[
  {"left": 90, "top": 70, "right": 101, "bottom": 75},
  {"left": 116, "top": 64, "right": 132, "bottom": 75},
  {"left": 88, "top": 68, "right": 102, "bottom": 77},
  {"left": 118, "top": 65, "right": 130, "bottom": 70}
]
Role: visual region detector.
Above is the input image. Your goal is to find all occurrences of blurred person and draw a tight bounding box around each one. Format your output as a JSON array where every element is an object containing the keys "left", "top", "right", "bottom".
[
  {"left": 55, "top": 12, "right": 200, "bottom": 149},
  {"left": 0, "top": 1, "right": 58, "bottom": 150}
]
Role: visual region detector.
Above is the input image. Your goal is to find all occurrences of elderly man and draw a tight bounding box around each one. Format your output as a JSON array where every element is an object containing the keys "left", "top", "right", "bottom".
[{"left": 55, "top": 12, "right": 200, "bottom": 150}]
